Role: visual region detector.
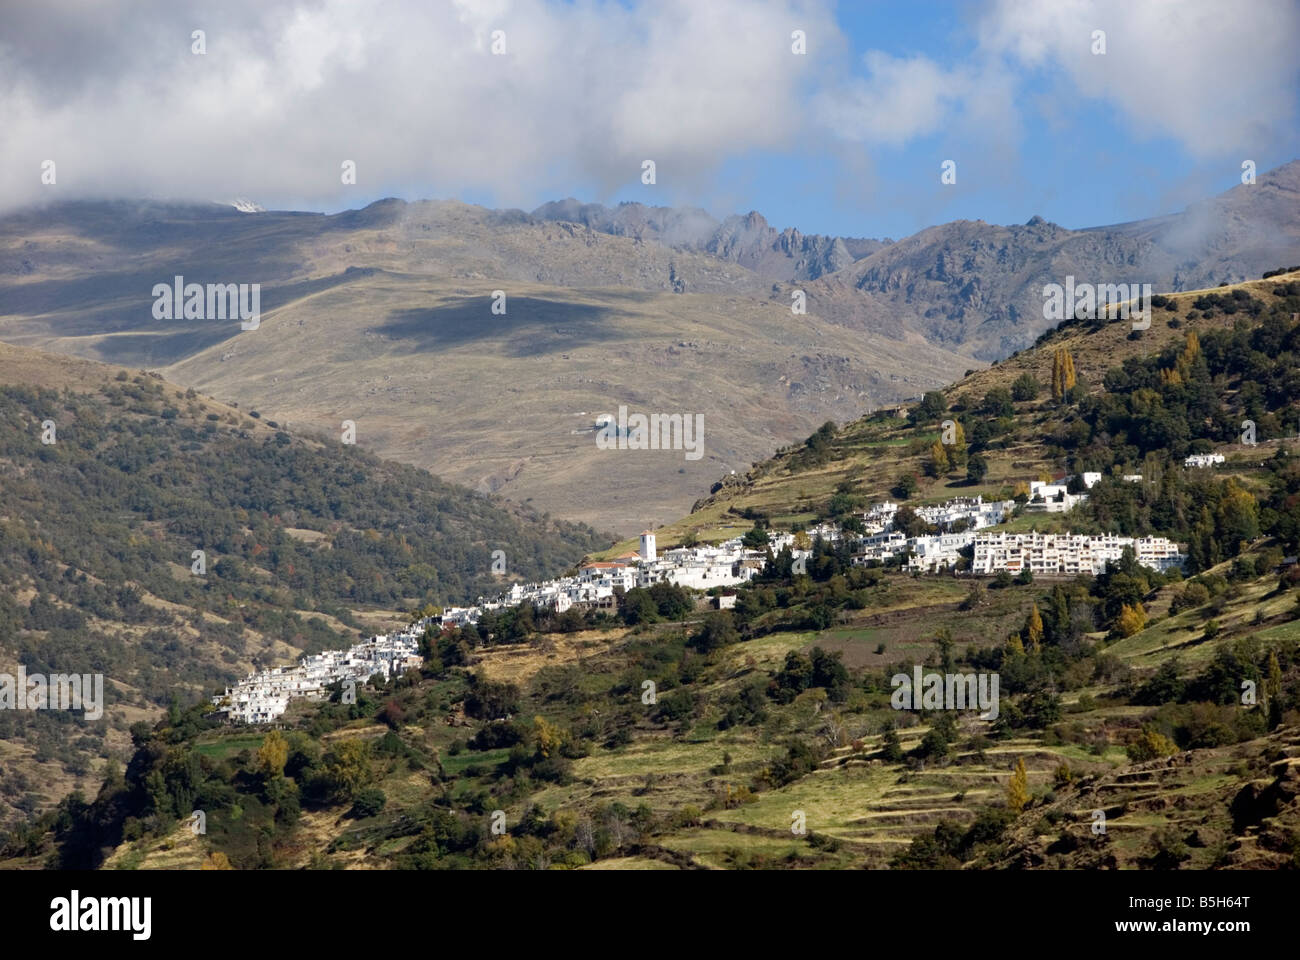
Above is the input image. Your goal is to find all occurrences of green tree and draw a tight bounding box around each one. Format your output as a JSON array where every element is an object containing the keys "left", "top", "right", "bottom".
[
  {"left": 691, "top": 611, "right": 739, "bottom": 653},
  {"left": 1011, "top": 373, "right": 1040, "bottom": 402}
]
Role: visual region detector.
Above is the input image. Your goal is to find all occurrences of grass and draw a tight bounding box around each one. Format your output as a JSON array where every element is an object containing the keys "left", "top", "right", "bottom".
[{"left": 192, "top": 734, "right": 266, "bottom": 759}]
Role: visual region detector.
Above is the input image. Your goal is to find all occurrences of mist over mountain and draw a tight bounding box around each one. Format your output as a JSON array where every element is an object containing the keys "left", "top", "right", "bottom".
[{"left": 529, "top": 200, "right": 890, "bottom": 282}]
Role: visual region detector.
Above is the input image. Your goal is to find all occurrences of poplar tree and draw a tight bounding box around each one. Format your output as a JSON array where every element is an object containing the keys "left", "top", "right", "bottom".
[
  {"left": 1006, "top": 756, "right": 1030, "bottom": 813},
  {"left": 929, "top": 440, "right": 951, "bottom": 476},
  {"left": 1025, "top": 603, "right": 1044, "bottom": 653}
]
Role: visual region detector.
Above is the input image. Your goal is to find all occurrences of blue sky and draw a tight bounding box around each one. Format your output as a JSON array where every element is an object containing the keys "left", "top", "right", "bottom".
[
  {"left": 4, "top": 0, "right": 1298, "bottom": 240},
  {"left": 571, "top": 0, "right": 1300, "bottom": 239}
]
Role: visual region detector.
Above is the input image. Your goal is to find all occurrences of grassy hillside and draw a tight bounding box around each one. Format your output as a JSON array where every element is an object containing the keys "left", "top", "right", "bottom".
[
  {"left": 604, "top": 270, "right": 1300, "bottom": 557},
  {"left": 6, "top": 274, "right": 1300, "bottom": 872},
  {"left": 7, "top": 548, "right": 1296, "bottom": 871},
  {"left": 0, "top": 342, "right": 607, "bottom": 826}
]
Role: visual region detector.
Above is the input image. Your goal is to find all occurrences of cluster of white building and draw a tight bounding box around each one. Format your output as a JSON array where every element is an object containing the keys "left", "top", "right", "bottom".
[
  {"left": 862, "top": 495, "right": 1014, "bottom": 533},
  {"left": 855, "top": 528, "right": 1183, "bottom": 575},
  {"left": 971, "top": 531, "right": 1184, "bottom": 576},
  {"left": 211, "top": 623, "right": 428, "bottom": 724},
  {"left": 433, "top": 475, "right": 1190, "bottom": 630},
  {"left": 440, "top": 532, "right": 780, "bottom": 627},
  {"left": 1185, "top": 453, "right": 1225, "bottom": 468}
]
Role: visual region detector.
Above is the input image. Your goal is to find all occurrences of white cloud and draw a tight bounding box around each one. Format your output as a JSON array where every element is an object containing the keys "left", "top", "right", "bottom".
[
  {"left": 814, "top": 51, "right": 962, "bottom": 146},
  {"left": 977, "top": 0, "right": 1300, "bottom": 154},
  {"left": 0, "top": 0, "right": 1293, "bottom": 218},
  {"left": 0, "top": 0, "right": 840, "bottom": 212}
]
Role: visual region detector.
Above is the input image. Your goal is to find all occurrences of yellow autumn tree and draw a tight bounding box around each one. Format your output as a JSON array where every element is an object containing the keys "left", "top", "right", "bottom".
[
  {"left": 1025, "top": 603, "right": 1044, "bottom": 653},
  {"left": 1179, "top": 330, "right": 1200, "bottom": 374},
  {"left": 257, "top": 729, "right": 289, "bottom": 779},
  {"left": 534, "top": 715, "right": 564, "bottom": 759},
  {"left": 1006, "top": 756, "right": 1030, "bottom": 813},
  {"left": 1115, "top": 602, "right": 1148, "bottom": 637},
  {"left": 201, "top": 851, "right": 234, "bottom": 871},
  {"left": 324, "top": 738, "right": 372, "bottom": 799},
  {"left": 1005, "top": 633, "right": 1025, "bottom": 657},
  {"left": 1051, "top": 348, "right": 1077, "bottom": 401},
  {"left": 1127, "top": 725, "right": 1179, "bottom": 762},
  {"left": 929, "top": 440, "right": 951, "bottom": 476}
]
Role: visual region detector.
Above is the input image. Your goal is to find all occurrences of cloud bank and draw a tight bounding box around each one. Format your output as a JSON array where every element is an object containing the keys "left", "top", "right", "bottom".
[{"left": 1, "top": 0, "right": 1295, "bottom": 217}]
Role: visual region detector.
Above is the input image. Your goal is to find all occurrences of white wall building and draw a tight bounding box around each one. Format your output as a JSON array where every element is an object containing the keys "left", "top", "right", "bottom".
[
  {"left": 212, "top": 620, "right": 428, "bottom": 724},
  {"left": 971, "top": 532, "right": 1183, "bottom": 576}
]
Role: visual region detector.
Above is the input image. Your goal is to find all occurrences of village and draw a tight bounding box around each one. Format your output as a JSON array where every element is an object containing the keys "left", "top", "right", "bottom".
[
  {"left": 441, "top": 471, "right": 1187, "bottom": 627},
  {"left": 211, "top": 625, "right": 428, "bottom": 724},
  {"left": 214, "top": 470, "right": 1194, "bottom": 724}
]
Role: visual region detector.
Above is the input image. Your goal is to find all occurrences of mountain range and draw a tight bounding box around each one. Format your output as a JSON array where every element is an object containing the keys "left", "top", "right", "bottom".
[{"left": 0, "top": 161, "right": 1297, "bottom": 534}]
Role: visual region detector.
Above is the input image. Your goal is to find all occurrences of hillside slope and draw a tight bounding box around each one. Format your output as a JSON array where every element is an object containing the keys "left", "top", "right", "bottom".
[
  {"left": 6, "top": 275, "right": 1300, "bottom": 872},
  {"left": 0, "top": 342, "right": 606, "bottom": 824},
  {"left": 0, "top": 200, "right": 966, "bottom": 534},
  {"left": 622, "top": 270, "right": 1300, "bottom": 555}
]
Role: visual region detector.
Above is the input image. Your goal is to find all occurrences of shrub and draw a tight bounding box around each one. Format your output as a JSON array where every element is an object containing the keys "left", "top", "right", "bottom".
[
  {"left": 350, "top": 788, "right": 387, "bottom": 819},
  {"left": 1127, "top": 725, "right": 1179, "bottom": 762}
]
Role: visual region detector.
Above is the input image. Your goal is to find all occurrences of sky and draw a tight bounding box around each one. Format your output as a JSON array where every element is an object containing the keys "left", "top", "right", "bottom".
[{"left": 2, "top": 0, "right": 1298, "bottom": 240}]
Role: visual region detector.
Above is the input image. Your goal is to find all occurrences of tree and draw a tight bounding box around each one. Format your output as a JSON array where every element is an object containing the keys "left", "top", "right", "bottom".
[
  {"left": 1127, "top": 725, "right": 1179, "bottom": 762},
  {"left": 691, "top": 611, "right": 738, "bottom": 653},
  {"left": 257, "top": 729, "right": 289, "bottom": 780},
  {"left": 928, "top": 440, "right": 951, "bottom": 477},
  {"left": 1011, "top": 372, "right": 1040, "bottom": 402},
  {"left": 201, "top": 851, "right": 234, "bottom": 870},
  {"left": 944, "top": 420, "right": 968, "bottom": 469},
  {"left": 1051, "top": 348, "right": 1077, "bottom": 402},
  {"left": 350, "top": 788, "right": 387, "bottom": 818},
  {"left": 894, "top": 473, "right": 918, "bottom": 499},
  {"left": 1006, "top": 757, "right": 1030, "bottom": 813},
  {"left": 1265, "top": 650, "right": 1284, "bottom": 730},
  {"left": 880, "top": 725, "right": 905, "bottom": 762},
  {"left": 966, "top": 454, "right": 988, "bottom": 484},
  {"left": 533, "top": 715, "right": 565, "bottom": 759},
  {"left": 323, "top": 739, "right": 373, "bottom": 800},
  {"left": 912, "top": 391, "right": 947, "bottom": 424},
  {"left": 981, "top": 387, "right": 1014, "bottom": 419},
  {"left": 1115, "top": 602, "right": 1148, "bottom": 638},
  {"left": 932, "top": 628, "right": 956, "bottom": 672},
  {"left": 1216, "top": 480, "right": 1259, "bottom": 550},
  {"left": 1024, "top": 603, "right": 1044, "bottom": 653}
]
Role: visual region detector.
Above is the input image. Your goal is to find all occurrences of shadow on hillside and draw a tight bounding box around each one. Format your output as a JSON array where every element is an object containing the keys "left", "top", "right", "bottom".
[{"left": 378, "top": 296, "right": 638, "bottom": 356}]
